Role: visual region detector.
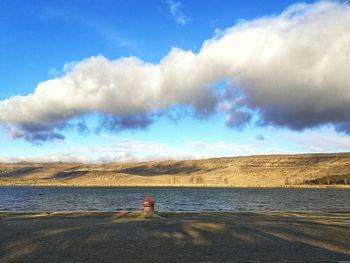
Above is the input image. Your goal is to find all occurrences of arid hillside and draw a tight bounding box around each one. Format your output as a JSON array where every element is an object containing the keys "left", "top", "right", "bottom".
[{"left": 1, "top": 153, "right": 350, "bottom": 187}]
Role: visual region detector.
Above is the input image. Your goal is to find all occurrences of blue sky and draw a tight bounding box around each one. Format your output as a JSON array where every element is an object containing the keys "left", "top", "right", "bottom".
[{"left": 1, "top": 0, "right": 350, "bottom": 163}]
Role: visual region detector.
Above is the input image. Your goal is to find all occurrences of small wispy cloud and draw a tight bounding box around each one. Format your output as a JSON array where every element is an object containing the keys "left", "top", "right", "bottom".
[
  {"left": 256, "top": 135, "right": 266, "bottom": 141},
  {"left": 165, "top": 0, "right": 189, "bottom": 25},
  {"left": 40, "top": 7, "right": 137, "bottom": 50}
]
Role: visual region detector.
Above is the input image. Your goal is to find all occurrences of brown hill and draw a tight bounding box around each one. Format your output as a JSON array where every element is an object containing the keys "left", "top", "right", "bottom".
[{"left": 1, "top": 153, "right": 350, "bottom": 187}]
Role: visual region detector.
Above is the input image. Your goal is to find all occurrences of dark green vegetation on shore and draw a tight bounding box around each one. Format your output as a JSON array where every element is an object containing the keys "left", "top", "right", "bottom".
[{"left": 0, "top": 211, "right": 349, "bottom": 262}]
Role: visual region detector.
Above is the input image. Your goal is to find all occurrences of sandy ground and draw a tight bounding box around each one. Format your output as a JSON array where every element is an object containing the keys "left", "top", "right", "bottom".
[{"left": 0, "top": 212, "right": 349, "bottom": 263}]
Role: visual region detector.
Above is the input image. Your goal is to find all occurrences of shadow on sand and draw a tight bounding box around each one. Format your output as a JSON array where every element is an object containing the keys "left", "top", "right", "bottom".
[{"left": 0, "top": 212, "right": 349, "bottom": 263}]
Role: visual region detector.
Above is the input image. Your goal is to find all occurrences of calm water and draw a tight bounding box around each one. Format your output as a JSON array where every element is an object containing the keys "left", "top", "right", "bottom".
[{"left": 0, "top": 186, "right": 349, "bottom": 212}]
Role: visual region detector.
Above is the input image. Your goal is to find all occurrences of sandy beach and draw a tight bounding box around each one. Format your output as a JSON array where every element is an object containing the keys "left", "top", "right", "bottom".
[{"left": 0, "top": 211, "right": 349, "bottom": 263}]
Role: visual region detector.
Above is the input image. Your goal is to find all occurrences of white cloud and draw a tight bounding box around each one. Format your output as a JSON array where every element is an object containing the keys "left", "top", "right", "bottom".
[
  {"left": 1, "top": 2, "right": 350, "bottom": 142},
  {"left": 0, "top": 151, "right": 211, "bottom": 164},
  {"left": 189, "top": 141, "right": 244, "bottom": 152},
  {"left": 0, "top": 153, "right": 96, "bottom": 164},
  {"left": 90, "top": 135, "right": 169, "bottom": 154},
  {"left": 0, "top": 136, "right": 211, "bottom": 164},
  {"left": 188, "top": 140, "right": 291, "bottom": 156},
  {"left": 8, "top": 131, "right": 349, "bottom": 164},
  {"left": 281, "top": 128, "right": 350, "bottom": 152}
]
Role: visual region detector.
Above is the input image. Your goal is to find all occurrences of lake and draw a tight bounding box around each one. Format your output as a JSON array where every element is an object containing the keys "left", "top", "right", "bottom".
[{"left": 0, "top": 186, "right": 349, "bottom": 212}]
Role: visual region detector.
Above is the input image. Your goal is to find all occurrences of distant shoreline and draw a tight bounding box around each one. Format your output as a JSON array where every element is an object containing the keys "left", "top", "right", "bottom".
[
  {"left": 1, "top": 182, "right": 350, "bottom": 188},
  {"left": 1, "top": 152, "right": 350, "bottom": 189}
]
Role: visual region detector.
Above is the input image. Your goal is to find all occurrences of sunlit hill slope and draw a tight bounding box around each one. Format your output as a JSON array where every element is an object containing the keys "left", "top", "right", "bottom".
[{"left": 1, "top": 153, "right": 350, "bottom": 187}]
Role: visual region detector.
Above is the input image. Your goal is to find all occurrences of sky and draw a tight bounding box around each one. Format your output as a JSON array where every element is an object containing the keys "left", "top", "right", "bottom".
[{"left": 1, "top": 0, "right": 350, "bottom": 163}]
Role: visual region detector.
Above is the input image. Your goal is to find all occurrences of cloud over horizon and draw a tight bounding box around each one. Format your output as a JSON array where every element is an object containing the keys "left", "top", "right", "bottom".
[
  {"left": 1, "top": 1, "right": 350, "bottom": 143},
  {"left": 0, "top": 136, "right": 213, "bottom": 164}
]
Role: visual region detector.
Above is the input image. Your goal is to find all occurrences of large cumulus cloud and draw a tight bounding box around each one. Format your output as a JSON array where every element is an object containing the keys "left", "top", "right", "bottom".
[{"left": 1, "top": 1, "right": 350, "bottom": 143}]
